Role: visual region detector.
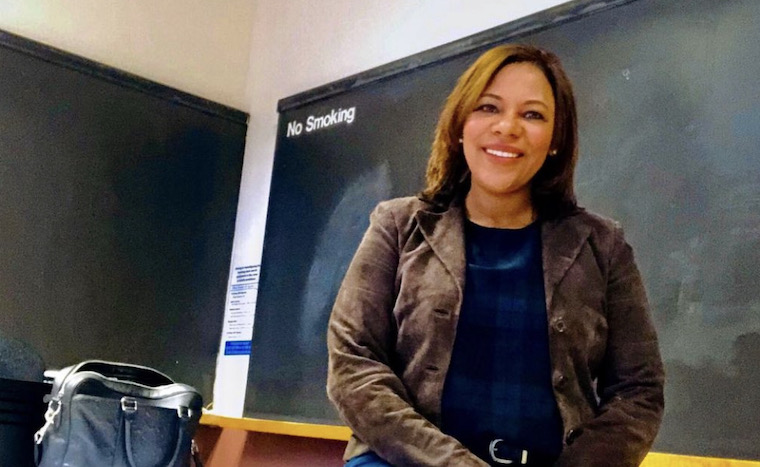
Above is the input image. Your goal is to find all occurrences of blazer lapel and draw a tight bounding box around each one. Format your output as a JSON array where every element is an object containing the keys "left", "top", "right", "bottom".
[
  {"left": 542, "top": 213, "right": 592, "bottom": 310},
  {"left": 414, "top": 202, "right": 590, "bottom": 310},
  {"left": 415, "top": 203, "right": 466, "bottom": 295}
]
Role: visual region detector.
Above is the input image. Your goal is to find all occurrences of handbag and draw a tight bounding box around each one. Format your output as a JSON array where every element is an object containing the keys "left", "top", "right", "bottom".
[{"left": 34, "top": 360, "right": 203, "bottom": 467}]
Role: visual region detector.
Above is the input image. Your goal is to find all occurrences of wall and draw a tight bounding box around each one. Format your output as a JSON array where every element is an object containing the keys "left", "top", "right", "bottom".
[
  {"left": 216, "top": 0, "right": 573, "bottom": 415},
  {"left": 0, "top": 0, "right": 254, "bottom": 110}
]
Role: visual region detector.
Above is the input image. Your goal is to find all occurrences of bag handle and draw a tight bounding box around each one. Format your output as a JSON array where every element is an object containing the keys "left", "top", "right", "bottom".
[
  {"left": 75, "top": 360, "right": 175, "bottom": 387},
  {"left": 122, "top": 397, "right": 193, "bottom": 467},
  {"left": 49, "top": 360, "right": 176, "bottom": 397}
]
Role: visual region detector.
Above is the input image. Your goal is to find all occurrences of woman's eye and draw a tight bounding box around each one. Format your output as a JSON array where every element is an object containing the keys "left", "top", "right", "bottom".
[
  {"left": 524, "top": 110, "right": 546, "bottom": 120},
  {"left": 474, "top": 103, "right": 499, "bottom": 113}
]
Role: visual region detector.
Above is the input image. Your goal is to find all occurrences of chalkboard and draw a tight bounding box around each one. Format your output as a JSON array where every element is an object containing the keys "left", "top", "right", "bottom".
[
  {"left": 247, "top": 0, "right": 760, "bottom": 460},
  {"left": 0, "top": 30, "right": 247, "bottom": 402}
]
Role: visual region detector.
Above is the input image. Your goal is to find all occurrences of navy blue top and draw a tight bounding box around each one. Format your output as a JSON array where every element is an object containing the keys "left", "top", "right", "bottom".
[{"left": 440, "top": 219, "right": 563, "bottom": 461}]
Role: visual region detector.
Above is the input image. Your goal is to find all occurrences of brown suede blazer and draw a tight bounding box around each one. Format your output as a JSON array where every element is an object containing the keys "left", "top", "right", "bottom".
[{"left": 327, "top": 196, "right": 664, "bottom": 467}]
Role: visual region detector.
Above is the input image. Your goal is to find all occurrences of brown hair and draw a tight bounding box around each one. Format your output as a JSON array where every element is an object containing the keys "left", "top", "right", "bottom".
[{"left": 420, "top": 44, "right": 579, "bottom": 219}]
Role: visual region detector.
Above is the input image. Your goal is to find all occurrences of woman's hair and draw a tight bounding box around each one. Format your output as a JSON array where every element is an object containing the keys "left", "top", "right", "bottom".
[{"left": 420, "top": 44, "right": 579, "bottom": 219}]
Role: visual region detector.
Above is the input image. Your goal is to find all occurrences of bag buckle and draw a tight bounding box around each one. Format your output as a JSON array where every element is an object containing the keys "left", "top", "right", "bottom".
[
  {"left": 488, "top": 439, "right": 528, "bottom": 465},
  {"left": 121, "top": 396, "right": 138, "bottom": 413},
  {"left": 34, "top": 398, "right": 62, "bottom": 445},
  {"left": 177, "top": 406, "right": 192, "bottom": 420}
]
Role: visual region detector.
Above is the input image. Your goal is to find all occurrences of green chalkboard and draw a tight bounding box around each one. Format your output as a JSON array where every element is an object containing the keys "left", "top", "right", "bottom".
[
  {"left": 247, "top": 0, "right": 760, "bottom": 460},
  {"left": 0, "top": 29, "right": 247, "bottom": 402}
]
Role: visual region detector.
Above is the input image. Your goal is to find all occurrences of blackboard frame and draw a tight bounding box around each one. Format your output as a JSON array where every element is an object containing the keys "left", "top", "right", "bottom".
[
  {"left": 1, "top": 28, "right": 247, "bottom": 403},
  {"left": 0, "top": 29, "right": 246, "bottom": 124},
  {"left": 278, "top": 0, "right": 636, "bottom": 112}
]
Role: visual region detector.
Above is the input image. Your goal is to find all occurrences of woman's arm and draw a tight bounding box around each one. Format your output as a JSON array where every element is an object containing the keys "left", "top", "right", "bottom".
[
  {"left": 556, "top": 224, "right": 665, "bottom": 467},
  {"left": 327, "top": 202, "right": 487, "bottom": 467}
]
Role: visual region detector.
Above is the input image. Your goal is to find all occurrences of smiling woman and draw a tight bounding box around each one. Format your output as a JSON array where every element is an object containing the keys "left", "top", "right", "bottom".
[
  {"left": 327, "top": 44, "right": 664, "bottom": 467},
  {"left": 461, "top": 62, "right": 556, "bottom": 229}
]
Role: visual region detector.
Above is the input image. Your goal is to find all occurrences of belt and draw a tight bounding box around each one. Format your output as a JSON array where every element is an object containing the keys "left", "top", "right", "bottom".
[{"left": 482, "top": 439, "right": 557, "bottom": 467}]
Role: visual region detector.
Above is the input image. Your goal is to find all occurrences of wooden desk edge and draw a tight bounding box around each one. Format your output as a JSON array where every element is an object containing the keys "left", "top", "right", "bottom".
[
  {"left": 200, "top": 413, "right": 352, "bottom": 441},
  {"left": 199, "top": 415, "right": 760, "bottom": 465},
  {"left": 643, "top": 452, "right": 760, "bottom": 466}
]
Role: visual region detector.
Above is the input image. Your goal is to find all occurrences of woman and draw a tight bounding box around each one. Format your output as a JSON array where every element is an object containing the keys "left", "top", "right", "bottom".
[{"left": 327, "top": 44, "right": 664, "bottom": 467}]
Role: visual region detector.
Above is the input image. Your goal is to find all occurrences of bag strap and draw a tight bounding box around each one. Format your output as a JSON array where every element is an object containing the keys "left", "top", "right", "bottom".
[{"left": 122, "top": 398, "right": 191, "bottom": 467}]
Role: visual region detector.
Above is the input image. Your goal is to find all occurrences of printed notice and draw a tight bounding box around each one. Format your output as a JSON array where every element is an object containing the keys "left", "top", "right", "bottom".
[{"left": 221, "top": 264, "right": 259, "bottom": 355}]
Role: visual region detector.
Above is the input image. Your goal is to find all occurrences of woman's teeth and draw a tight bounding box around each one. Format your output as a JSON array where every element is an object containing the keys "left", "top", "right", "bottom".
[{"left": 485, "top": 148, "right": 520, "bottom": 158}]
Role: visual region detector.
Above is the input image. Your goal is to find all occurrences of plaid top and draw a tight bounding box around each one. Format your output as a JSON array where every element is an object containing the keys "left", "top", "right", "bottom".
[{"left": 440, "top": 219, "right": 563, "bottom": 460}]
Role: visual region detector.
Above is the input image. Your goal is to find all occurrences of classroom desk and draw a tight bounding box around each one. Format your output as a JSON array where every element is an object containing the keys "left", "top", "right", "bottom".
[
  {"left": 197, "top": 414, "right": 760, "bottom": 467},
  {"left": 197, "top": 414, "right": 346, "bottom": 466}
]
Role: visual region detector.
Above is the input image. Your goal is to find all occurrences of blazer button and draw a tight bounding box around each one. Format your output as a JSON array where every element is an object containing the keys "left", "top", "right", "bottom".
[
  {"left": 554, "top": 318, "right": 566, "bottom": 333},
  {"left": 553, "top": 372, "right": 567, "bottom": 387},
  {"left": 565, "top": 428, "right": 583, "bottom": 445}
]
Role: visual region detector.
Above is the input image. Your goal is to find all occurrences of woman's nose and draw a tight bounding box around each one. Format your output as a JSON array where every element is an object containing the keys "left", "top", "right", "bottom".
[{"left": 492, "top": 114, "right": 521, "bottom": 136}]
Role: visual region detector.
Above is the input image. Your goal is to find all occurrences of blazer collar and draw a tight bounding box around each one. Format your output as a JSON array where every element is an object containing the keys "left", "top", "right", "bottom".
[
  {"left": 414, "top": 199, "right": 591, "bottom": 310},
  {"left": 414, "top": 200, "right": 466, "bottom": 294},
  {"left": 541, "top": 213, "right": 591, "bottom": 310}
]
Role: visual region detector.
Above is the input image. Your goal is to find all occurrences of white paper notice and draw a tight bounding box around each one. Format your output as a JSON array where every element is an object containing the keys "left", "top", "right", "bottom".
[
  {"left": 221, "top": 264, "right": 259, "bottom": 352},
  {"left": 211, "top": 264, "right": 259, "bottom": 416}
]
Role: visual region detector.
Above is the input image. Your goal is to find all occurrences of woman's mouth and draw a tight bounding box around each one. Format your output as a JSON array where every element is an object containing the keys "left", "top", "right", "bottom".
[{"left": 485, "top": 148, "right": 521, "bottom": 158}]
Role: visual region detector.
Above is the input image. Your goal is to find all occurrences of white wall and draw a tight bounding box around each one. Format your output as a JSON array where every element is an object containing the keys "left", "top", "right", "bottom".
[
  {"left": 215, "top": 0, "right": 572, "bottom": 416},
  {"left": 0, "top": 0, "right": 254, "bottom": 111}
]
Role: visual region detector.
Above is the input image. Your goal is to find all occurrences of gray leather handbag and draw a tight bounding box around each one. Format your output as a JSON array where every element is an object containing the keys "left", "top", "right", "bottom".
[{"left": 34, "top": 360, "right": 203, "bottom": 467}]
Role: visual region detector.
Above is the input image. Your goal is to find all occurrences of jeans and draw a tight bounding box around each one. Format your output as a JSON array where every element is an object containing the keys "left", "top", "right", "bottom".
[{"left": 345, "top": 451, "right": 394, "bottom": 467}]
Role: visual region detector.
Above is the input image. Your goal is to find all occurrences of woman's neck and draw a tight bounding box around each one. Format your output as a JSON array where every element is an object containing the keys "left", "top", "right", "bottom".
[{"left": 465, "top": 188, "right": 535, "bottom": 229}]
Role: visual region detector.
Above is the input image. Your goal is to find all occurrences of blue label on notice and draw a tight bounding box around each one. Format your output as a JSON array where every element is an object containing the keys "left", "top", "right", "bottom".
[{"left": 224, "top": 340, "right": 252, "bottom": 356}]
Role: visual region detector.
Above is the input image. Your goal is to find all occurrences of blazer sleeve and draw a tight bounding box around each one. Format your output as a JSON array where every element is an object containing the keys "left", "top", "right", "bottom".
[
  {"left": 327, "top": 202, "right": 487, "bottom": 467},
  {"left": 556, "top": 223, "right": 665, "bottom": 467}
]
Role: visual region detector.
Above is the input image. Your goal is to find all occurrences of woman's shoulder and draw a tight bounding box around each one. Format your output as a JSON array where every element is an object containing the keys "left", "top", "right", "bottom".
[
  {"left": 557, "top": 207, "right": 629, "bottom": 255},
  {"left": 566, "top": 207, "right": 622, "bottom": 232},
  {"left": 373, "top": 196, "right": 437, "bottom": 220},
  {"left": 370, "top": 196, "right": 448, "bottom": 238}
]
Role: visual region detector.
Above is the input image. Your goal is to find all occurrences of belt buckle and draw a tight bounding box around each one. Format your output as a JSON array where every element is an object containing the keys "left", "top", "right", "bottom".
[{"left": 488, "top": 439, "right": 528, "bottom": 465}]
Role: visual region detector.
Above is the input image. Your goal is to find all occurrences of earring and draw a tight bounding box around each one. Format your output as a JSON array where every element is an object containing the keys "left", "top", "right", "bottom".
[
  {"left": 549, "top": 149, "right": 558, "bottom": 156},
  {"left": 458, "top": 138, "right": 463, "bottom": 144}
]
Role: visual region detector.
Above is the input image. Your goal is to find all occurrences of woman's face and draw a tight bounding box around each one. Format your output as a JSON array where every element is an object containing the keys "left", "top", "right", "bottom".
[{"left": 462, "top": 62, "right": 555, "bottom": 204}]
